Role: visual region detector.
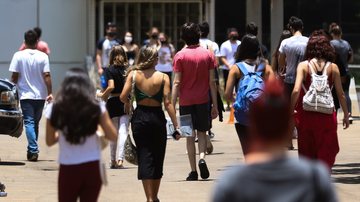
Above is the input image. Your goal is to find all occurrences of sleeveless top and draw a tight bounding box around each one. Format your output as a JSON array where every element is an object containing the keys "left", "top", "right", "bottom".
[{"left": 135, "top": 74, "right": 164, "bottom": 103}]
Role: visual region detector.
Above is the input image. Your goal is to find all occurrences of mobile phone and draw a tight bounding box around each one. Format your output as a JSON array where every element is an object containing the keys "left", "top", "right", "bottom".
[{"left": 172, "top": 130, "right": 181, "bottom": 140}]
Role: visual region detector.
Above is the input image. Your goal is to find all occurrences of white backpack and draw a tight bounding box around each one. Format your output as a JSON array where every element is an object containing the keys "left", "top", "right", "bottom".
[{"left": 302, "top": 60, "right": 334, "bottom": 114}]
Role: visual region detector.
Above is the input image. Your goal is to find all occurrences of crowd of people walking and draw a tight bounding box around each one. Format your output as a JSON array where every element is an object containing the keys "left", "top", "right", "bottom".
[{"left": 5, "top": 15, "right": 354, "bottom": 201}]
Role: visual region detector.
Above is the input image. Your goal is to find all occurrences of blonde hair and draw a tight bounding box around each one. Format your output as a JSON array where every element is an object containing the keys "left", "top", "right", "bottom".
[
  {"left": 109, "top": 45, "right": 129, "bottom": 67},
  {"left": 126, "top": 46, "right": 158, "bottom": 76}
]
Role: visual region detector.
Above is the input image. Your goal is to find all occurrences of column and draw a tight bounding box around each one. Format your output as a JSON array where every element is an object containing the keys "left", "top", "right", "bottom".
[
  {"left": 246, "top": 0, "right": 262, "bottom": 42},
  {"left": 270, "top": 0, "right": 284, "bottom": 56}
]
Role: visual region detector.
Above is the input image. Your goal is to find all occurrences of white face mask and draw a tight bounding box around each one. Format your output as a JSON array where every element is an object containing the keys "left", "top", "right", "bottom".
[{"left": 124, "top": 36, "right": 133, "bottom": 44}]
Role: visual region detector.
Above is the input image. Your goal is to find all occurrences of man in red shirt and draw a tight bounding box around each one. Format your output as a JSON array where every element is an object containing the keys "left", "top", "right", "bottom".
[{"left": 172, "top": 22, "right": 218, "bottom": 181}]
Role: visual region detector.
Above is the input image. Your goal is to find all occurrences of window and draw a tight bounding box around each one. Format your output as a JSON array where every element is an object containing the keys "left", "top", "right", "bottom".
[{"left": 97, "top": 1, "right": 202, "bottom": 51}]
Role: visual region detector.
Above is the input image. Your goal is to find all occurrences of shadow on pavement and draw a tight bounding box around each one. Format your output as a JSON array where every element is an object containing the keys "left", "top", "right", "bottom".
[
  {"left": 332, "top": 163, "right": 360, "bottom": 184},
  {"left": 0, "top": 161, "right": 26, "bottom": 166}
]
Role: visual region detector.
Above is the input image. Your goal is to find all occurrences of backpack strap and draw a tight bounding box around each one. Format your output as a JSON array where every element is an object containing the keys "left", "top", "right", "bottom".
[
  {"left": 255, "top": 63, "right": 265, "bottom": 76},
  {"left": 236, "top": 62, "right": 249, "bottom": 75},
  {"left": 322, "top": 62, "right": 331, "bottom": 76}
]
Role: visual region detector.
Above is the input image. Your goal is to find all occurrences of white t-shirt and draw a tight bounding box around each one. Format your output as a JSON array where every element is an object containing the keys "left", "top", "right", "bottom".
[
  {"left": 219, "top": 40, "right": 241, "bottom": 70},
  {"left": 155, "top": 44, "right": 175, "bottom": 72},
  {"left": 279, "top": 35, "right": 309, "bottom": 84},
  {"left": 9, "top": 49, "right": 50, "bottom": 100},
  {"left": 99, "top": 38, "right": 120, "bottom": 67},
  {"left": 199, "top": 38, "right": 220, "bottom": 57},
  {"left": 45, "top": 102, "right": 106, "bottom": 165}
]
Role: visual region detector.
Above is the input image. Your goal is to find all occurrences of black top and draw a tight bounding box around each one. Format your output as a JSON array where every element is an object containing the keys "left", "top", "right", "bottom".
[
  {"left": 104, "top": 65, "right": 126, "bottom": 94},
  {"left": 126, "top": 51, "right": 136, "bottom": 61}
]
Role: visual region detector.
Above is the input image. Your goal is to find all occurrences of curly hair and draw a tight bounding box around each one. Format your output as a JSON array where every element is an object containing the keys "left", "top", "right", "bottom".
[
  {"left": 109, "top": 45, "right": 129, "bottom": 67},
  {"left": 304, "top": 30, "right": 335, "bottom": 62},
  {"left": 50, "top": 68, "right": 101, "bottom": 145}
]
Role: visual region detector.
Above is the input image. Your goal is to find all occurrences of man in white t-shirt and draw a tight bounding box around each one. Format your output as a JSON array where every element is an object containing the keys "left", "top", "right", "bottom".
[
  {"left": 9, "top": 30, "right": 52, "bottom": 161},
  {"left": 219, "top": 28, "right": 241, "bottom": 110}
]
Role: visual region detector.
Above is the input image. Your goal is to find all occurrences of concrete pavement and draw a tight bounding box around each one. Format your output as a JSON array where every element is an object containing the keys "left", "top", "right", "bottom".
[{"left": 0, "top": 111, "right": 360, "bottom": 202}]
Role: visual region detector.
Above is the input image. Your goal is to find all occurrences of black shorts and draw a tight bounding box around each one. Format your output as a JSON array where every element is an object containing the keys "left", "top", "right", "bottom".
[{"left": 180, "top": 103, "right": 210, "bottom": 132}]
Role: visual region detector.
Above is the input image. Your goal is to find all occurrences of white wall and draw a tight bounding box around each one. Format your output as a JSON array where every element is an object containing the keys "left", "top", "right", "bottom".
[{"left": 0, "top": 0, "right": 90, "bottom": 92}]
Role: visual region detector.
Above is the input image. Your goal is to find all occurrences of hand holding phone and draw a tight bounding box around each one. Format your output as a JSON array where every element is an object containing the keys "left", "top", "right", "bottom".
[{"left": 172, "top": 129, "right": 181, "bottom": 140}]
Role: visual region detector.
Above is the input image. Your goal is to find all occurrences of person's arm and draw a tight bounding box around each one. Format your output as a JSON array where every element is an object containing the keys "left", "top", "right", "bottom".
[
  {"left": 264, "top": 64, "right": 276, "bottom": 81},
  {"left": 43, "top": 72, "right": 53, "bottom": 102},
  {"left": 11, "top": 72, "right": 19, "bottom": 84},
  {"left": 209, "top": 69, "right": 219, "bottom": 119},
  {"left": 99, "top": 79, "right": 114, "bottom": 101},
  {"left": 278, "top": 53, "right": 286, "bottom": 75},
  {"left": 224, "top": 64, "right": 239, "bottom": 102},
  {"left": 171, "top": 72, "right": 181, "bottom": 111},
  {"left": 96, "top": 49, "right": 103, "bottom": 75},
  {"left": 290, "top": 62, "right": 306, "bottom": 112},
  {"left": 99, "top": 111, "right": 117, "bottom": 141},
  {"left": 220, "top": 56, "right": 231, "bottom": 70},
  {"left": 46, "top": 119, "right": 59, "bottom": 146},
  {"left": 163, "top": 74, "right": 180, "bottom": 139},
  {"left": 120, "top": 71, "right": 133, "bottom": 114},
  {"left": 332, "top": 63, "right": 350, "bottom": 129}
]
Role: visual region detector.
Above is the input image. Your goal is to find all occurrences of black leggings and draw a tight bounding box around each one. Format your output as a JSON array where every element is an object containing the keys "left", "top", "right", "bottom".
[{"left": 234, "top": 123, "right": 250, "bottom": 156}]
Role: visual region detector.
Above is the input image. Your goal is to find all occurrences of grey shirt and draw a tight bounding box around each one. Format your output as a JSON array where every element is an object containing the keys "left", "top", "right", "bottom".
[
  {"left": 279, "top": 35, "right": 309, "bottom": 84},
  {"left": 212, "top": 156, "right": 338, "bottom": 202},
  {"left": 330, "top": 39, "right": 352, "bottom": 77}
]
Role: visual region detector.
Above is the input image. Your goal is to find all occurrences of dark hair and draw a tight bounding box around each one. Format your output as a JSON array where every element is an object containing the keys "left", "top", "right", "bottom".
[
  {"left": 24, "top": 30, "right": 38, "bottom": 47},
  {"left": 106, "top": 22, "right": 117, "bottom": 30},
  {"left": 249, "top": 80, "right": 291, "bottom": 141},
  {"left": 227, "top": 27, "right": 238, "bottom": 35},
  {"left": 33, "top": 27, "right": 42, "bottom": 39},
  {"left": 109, "top": 45, "right": 129, "bottom": 67},
  {"left": 329, "top": 23, "right": 342, "bottom": 36},
  {"left": 246, "top": 22, "right": 258, "bottom": 36},
  {"left": 287, "top": 16, "right": 303, "bottom": 32},
  {"left": 235, "top": 34, "right": 261, "bottom": 62},
  {"left": 181, "top": 22, "right": 200, "bottom": 45},
  {"left": 199, "top": 22, "right": 210, "bottom": 38},
  {"left": 50, "top": 68, "right": 101, "bottom": 145},
  {"left": 304, "top": 30, "right": 335, "bottom": 62}
]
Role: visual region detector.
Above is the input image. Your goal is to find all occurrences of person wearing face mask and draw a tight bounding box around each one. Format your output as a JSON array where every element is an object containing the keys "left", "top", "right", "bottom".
[
  {"left": 219, "top": 28, "right": 241, "bottom": 111},
  {"left": 96, "top": 22, "right": 121, "bottom": 88},
  {"left": 121, "top": 31, "right": 139, "bottom": 66},
  {"left": 143, "top": 27, "right": 161, "bottom": 50},
  {"left": 155, "top": 32, "right": 175, "bottom": 86}
]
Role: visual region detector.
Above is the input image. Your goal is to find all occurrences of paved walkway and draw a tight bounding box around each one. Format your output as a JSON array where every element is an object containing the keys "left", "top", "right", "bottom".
[{"left": 0, "top": 111, "right": 359, "bottom": 202}]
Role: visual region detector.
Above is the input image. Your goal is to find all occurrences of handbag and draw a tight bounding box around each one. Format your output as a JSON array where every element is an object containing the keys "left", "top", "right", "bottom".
[
  {"left": 124, "top": 70, "right": 138, "bottom": 165},
  {"left": 124, "top": 134, "right": 138, "bottom": 165}
]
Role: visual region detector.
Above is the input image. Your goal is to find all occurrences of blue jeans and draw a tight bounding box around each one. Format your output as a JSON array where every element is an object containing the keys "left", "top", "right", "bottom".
[{"left": 20, "top": 99, "right": 45, "bottom": 154}]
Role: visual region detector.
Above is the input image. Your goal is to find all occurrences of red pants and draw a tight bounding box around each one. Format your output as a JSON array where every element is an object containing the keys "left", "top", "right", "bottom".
[
  {"left": 296, "top": 110, "right": 339, "bottom": 169},
  {"left": 59, "top": 161, "right": 102, "bottom": 202}
]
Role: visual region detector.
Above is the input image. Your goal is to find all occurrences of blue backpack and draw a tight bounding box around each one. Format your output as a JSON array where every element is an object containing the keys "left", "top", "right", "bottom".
[{"left": 233, "top": 62, "right": 265, "bottom": 122}]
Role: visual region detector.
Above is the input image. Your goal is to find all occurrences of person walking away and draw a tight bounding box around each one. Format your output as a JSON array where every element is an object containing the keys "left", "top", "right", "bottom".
[
  {"left": 199, "top": 21, "right": 224, "bottom": 153},
  {"left": 245, "top": 22, "right": 269, "bottom": 61},
  {"left": 9, "top": 29, "right": 53, "bottom": 161},
  {"left": 219, "top": 28, "right": 241, "bottom": 111},
  {"left": 155, "top": 32, "right": 175, "bottom": 86},
  {"left": 278, "top": 16, "right": 308, "bottom": 150},
  {"left": 96, "top": 22, "right": 121, "bottom": 89},
  {"left": 45, "top": 67, "right": 117, "bottom": 202},
  {"left": 97, "top": 45, "right": 130, "bottom": 168},
  {"left": 329, "top": 23, "right": 354, "bottom": 123},
  {"left": 121, "top": 31, "right": 139, "bottom": 66},
  {"left": 19, "top": 27, "right": 51, "bottom": 55},
  {"left": 172, "top": 22, "right": 218, "bottom": 181},
  {"left": 271, "top": 30, "right": 291, "bottom": 77},
  {"left": 291, "top": 30, "right": 350, "bottom": 169},
  {"left": 213, "top": 79, "right": 338, "bottom": 202},
  {"left": 120, "top": 47, "right": 179, "bottom": 202},
  {"left": 224, "top": 34, "right": 274, "bottom": 157}
]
